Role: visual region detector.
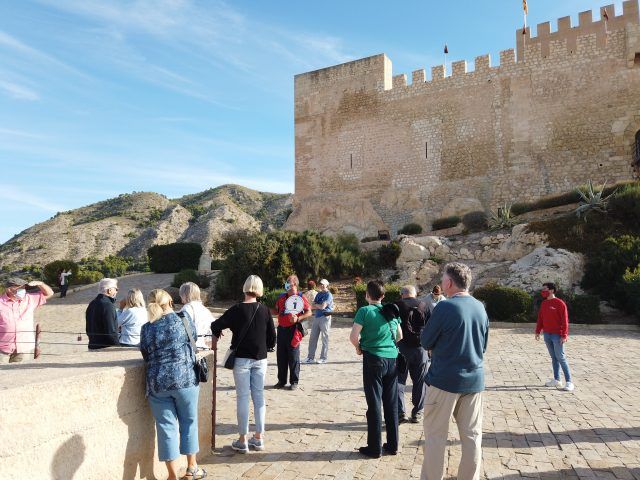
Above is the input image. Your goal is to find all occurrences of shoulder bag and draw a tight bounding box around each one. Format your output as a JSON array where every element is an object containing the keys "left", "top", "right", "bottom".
[
  {"left": 223, "top": 303, "right": 261, "bottom": 370},
  {"left": 179, "top": 312, "right": 209, "bottom": 383}
]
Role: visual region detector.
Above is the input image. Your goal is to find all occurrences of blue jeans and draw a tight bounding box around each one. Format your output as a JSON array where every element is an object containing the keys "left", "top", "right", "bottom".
[
  {"left": 362, "top": 351, "right": 399, "bottom": 454},
  {"left": 543, "top": 332, "right": 572, "bottom": 382},
  {"left": 233, "top": 357, "right": 267, "bottom": 435},
  {"left": 307, "top": 315, "right": 331, "bottom": 361},
  {"left": 148, "top": 385, "right": 200, "bottom": 461}
]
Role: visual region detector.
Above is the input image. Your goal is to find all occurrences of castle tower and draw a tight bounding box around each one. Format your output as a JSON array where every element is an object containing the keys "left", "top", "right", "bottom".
[{"left": 286, "top": 1, "right": 640, "bottom": 238}]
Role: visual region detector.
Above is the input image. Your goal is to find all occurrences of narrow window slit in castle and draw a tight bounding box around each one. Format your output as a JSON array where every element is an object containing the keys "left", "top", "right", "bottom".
[
  {"left": 425, "top": 142, "right": 428, "bottom": 159},
  {"left": 634, "top": 131, "right": 640, "bottom": 166},
  {"left": 350, "top": 153, "right": 353, "bottom": 169},
  {"left": 635, "top": 53, "right": 640, "bottom": 66}
]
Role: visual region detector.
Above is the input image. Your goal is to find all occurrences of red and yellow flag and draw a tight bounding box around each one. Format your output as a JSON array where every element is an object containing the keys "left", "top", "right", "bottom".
[{"left": 523, "top": 0, "right": 528, "bottom": 15}]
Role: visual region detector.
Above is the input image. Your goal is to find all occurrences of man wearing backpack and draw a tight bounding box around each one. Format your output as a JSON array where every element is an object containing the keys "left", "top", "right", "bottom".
[{"left": 394, "top": 285, "right": 429, "bottom": 424}]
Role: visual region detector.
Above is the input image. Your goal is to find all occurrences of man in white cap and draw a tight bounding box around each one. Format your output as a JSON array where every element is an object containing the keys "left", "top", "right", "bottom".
[
  {"left": 85, "top": 278, "right": 120, "bottom": 350},
  {"left": 304, "top": 278, "right": 334, "bottom": 364},
  {"left": 0, "top": 276, "right": 53, "bottom": 363}
]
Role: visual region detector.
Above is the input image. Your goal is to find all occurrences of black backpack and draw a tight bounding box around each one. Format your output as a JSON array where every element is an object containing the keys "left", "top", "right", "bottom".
[{"left": 405, "top": 302, "right": 428, "bottom": 336}]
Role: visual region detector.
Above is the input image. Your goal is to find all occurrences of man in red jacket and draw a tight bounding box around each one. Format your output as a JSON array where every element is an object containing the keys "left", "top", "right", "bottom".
[{"left": 535, "top": 282, "right": 574, "bottom": 392}]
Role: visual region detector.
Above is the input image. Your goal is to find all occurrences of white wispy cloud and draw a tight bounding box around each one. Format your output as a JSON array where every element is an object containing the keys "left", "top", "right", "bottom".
[
  {"left": 0, "top": 79, "right": 39, "bottom": 100},
  {"left": 0, "top": 127, "right": 49, "bottom": 139},
  {"left": 0, "top": 184, "right": 65, "bottom": 212}
]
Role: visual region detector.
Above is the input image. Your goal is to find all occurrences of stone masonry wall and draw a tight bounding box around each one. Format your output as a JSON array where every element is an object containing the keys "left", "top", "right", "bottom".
[{"left": 287, "top": 1, "right": 640, "bottom": 238}]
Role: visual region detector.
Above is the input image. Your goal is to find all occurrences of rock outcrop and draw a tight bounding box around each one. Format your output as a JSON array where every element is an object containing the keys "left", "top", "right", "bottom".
[{"left": 505, "top": 247, "right": 585, "bottom": 293}]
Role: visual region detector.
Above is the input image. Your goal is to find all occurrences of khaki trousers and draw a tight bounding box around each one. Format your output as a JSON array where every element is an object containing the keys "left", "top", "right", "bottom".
[{"left": 420, "top": 386, "right": 483, "bottom": 480}]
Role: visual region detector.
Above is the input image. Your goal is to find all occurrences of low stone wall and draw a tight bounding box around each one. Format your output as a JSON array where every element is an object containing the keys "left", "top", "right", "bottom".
[{"left": 0, "top": 348, "right": 213, "bottom": 480}]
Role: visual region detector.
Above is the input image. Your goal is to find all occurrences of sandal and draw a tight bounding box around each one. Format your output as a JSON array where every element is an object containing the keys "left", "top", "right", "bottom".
[{"left": 182, "top": 466, "right": 207, "bottom": 479}]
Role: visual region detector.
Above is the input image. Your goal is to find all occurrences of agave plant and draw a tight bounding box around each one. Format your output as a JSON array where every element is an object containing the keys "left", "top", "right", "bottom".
[
  {"left": 574, "top": 180, "right": 616, "bottom": 220},
  {"left": 489, "top": 203, "right": 516, "bottom": 230}
]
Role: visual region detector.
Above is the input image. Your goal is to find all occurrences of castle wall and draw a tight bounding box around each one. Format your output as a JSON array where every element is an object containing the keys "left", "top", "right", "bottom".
[{"left": 287, "top": 1, "right": 640, "bottom": 237}]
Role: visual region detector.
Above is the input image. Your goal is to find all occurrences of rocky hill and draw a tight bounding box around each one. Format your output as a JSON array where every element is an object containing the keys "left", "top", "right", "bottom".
[{"left": 0, "top": 185, "right": 292, "bottom": 268}]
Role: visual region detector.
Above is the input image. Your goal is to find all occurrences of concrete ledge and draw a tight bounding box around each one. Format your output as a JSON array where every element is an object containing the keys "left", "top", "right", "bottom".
[{"left": 0, "top": 348, "right": 213, "bottom": 479}]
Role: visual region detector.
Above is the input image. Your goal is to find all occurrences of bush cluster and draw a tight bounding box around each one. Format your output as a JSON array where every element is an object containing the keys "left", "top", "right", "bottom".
[
  {"left": 398, "top": 223, "right": 423, "bottom": 235},
  {"left": 608, "top": 182, "right": 640, "bottom": 226},
  {"left": 148, "top": 243, "right": 203, "bottom": 273},
  {"left": 261, "top": 289, "right": 286, "bottom": 309},
  {"left": 622, "top": 266, "right": 640, "bottom": 316},
  {"left": 462, "top": 211, "right": 488, "bottom": 232},
  {"left": 582, "top": 235, "right": 640, "bottom": 312},
  {"left": 215, "top": 231, "right": 377, "bottom": 299},
  {"left": 473, "top": 283, "right": 532, "bottom": 322},
  {"left": 432, "top": 216, "right": 461, "bottom": 231},
  {"left": 171, "top": 269, "right": 211, "bottom": 289},
  {"left": 76, "top": 270, "right": 104, "bottom": 284},
  {"left": 354, "top": 283, "right": 402, "bottom": 309},
  {"left": 377, "top": 241, "right": 401, "bottom": 269}
]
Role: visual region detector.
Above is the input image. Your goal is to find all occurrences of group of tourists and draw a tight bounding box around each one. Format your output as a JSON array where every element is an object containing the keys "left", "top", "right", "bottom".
[{"left": 0, "top": 262, "right": 575, "bottom": 480}]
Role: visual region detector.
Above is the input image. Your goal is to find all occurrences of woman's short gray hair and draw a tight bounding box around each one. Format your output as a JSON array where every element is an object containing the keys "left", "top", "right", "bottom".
[
  {"left": 179, "top": 282, "right": 201, "bottom": 303},
  {"left": 243, "top": 275, "right": 264, "bottom": 297},
  {"left": 443, "top": 262, "right": 473, "bottom": 290}
]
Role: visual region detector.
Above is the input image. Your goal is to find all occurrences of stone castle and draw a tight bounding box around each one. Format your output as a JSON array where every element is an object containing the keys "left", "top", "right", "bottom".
[{"left": 286, "top": 1, "right": 640, "bottom": 238}]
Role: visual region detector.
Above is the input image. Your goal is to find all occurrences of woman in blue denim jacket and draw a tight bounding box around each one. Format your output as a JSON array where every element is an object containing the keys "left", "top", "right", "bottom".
[{"left": 140, "top": 289, "right": 206, "bottom": 480}]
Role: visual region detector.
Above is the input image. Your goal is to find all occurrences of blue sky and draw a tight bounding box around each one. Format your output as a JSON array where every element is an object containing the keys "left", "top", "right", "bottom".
[{"left": 0, "top": 0, "right": 622, "bottom": 243}]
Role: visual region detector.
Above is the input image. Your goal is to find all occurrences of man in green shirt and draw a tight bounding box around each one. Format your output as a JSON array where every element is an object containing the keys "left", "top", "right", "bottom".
[{"left": 350, "top": 280, "right": 403, "bottom": 458}]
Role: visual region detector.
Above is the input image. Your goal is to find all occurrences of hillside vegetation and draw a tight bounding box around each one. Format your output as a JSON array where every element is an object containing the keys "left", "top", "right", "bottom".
[{"left": 0, "top": 185, "right": 292, "bottom": 269}]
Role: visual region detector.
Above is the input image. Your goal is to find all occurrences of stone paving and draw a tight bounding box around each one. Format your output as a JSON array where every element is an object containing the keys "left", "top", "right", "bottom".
[
  {"left": 29, "top": 277, "right": 640, "bottom": 479},
  {"left": 202, "top": 323, "right": 640, "bottom": 480}
]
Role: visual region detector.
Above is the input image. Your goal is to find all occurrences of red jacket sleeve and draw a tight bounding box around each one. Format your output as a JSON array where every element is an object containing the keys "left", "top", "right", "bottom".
[
  {"left": 559, "top": 300, "right": 569, "bottom": 338},
  {"left": 536, "top": 305, "right": 544, "bottom": 334}
]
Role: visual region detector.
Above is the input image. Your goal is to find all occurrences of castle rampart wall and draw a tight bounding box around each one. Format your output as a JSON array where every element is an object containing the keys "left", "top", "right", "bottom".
[{"left": 287, "top": 1, "right": 640, "bottom": 237}]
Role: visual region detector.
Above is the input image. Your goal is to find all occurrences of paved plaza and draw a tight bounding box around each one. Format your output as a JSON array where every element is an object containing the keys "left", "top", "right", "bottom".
[
  {"left": 204, "top": 322, "right": 640, "bottom": 480},
  {"left": 29, "top": 276, "right": 640, "bottom": 479}
]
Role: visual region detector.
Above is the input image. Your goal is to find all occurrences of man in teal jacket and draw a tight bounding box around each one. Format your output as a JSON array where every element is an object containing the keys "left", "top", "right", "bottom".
[{"left": 420, "top": 262, "right": 489, "bottom": 480}]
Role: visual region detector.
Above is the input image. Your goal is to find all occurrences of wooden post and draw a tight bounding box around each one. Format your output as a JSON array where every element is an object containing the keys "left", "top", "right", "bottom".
[
  {"left": 211, "top": 348, "right": 217, "bottom": 451},
  {"left": 34, "top": 323, "right": 41, "bottom": 359}
]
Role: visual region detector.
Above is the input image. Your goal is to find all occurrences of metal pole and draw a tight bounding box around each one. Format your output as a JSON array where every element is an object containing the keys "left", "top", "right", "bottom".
[{"left": 211, "top": 348, "right": 217, "bottom": 451}]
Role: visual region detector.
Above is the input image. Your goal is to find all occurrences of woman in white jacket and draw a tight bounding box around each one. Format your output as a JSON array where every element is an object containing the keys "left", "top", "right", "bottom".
[
  {"left": 117, "top": 288, "right": 147, "bottom": 347},
  {"left": 179, "top": 282, "right": 215, "bottom": 350}
]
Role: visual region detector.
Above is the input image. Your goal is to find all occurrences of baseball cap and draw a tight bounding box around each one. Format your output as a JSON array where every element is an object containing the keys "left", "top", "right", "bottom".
[
  {"left": 5, "top": 276, "right": 28, "bottom": 288},
  {"left": 319, "top": 279, "right": 330, "bottom": 287}
]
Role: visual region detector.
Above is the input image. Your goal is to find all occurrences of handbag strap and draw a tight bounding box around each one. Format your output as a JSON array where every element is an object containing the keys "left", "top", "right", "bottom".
[
  {"left": 231, "top": 303, "right": 261, "bottom": 350},
  {"left": 178, "top": 312, "right": 197, "bottom": 349}
]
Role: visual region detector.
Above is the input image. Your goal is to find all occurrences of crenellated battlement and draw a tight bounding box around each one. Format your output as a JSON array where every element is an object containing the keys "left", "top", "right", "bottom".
[{"left": 295, "top": 1, "right": 639, "bottom": 97}]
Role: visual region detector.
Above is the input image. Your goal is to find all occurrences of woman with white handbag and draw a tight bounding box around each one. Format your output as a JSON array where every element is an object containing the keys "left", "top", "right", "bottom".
[{"left": 210, "top": 275, "right": 276, "bottom": 453}]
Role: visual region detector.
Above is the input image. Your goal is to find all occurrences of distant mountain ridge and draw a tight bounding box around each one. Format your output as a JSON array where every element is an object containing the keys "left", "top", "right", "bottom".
[{"left": 0, "top": 184, "right": 293, "bottom": 268}]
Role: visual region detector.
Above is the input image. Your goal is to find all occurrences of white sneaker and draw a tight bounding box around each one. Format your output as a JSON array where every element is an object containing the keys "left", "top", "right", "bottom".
[
  {"left": 302, "top": 358, "right": 316, "bottom": 364},
  {"left": 545, "top": 379, "right": 562, "bottom": 388},
  {"left": 563, "top": 382, "right": 575, "bottom": 392},
  {"left": 317, "top": 358, "right": 327, "bottom": 364}
]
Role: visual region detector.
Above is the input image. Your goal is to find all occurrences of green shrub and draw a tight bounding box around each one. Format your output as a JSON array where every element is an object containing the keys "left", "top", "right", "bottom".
[
  {"left": 462, "top": 211, "right": 488, "bottom": 232},
  {"left": 473, "top": 283, "right": 533, "bottom": 322},
  {"left": 582, "top": 235, "right": 640, "bottom": 309},
  {"left": 622, "top": 265, "right": 640, "bottom": 317},
  {"left": 215, "top": 230, "right": 373, "bottom": 299},
  {"left": 75, "top": 270, "right": 104, "bottom": 285},
  {"left": 377, "top": 241, "right": 401, "bottom": 269},
  {"left": 489, "top": 204, "right": 516, "bottom": 230},
  {"left": 609, "top": 183, "right": 640, "bottom": 226},
  {"left": 574, "top": 180, "right": 615, "bottom": 220},
  {"left": 360, "top": 236, "right": 378, "bottom": 243},
  {"left": 432, "top": 216, "right": 460, "bottom": 230},
  {"left": 566, "top": 294, "right": 602, "bottom": 324},
  {"left": 43, "top": 260, "right": 79, "bottom": 286},
  {"left": 171, "top": 269, "right": 211, "bottom": 289},
  {"left": 512, "top": 191, "right": 581, "bottom": 216},
  {"left": 261, "top": 289, "right": 285, "bottom": 309},
  {"left": 148, "top": 242, "right": 203, "bottom": 273},
  {"left": 398, "top": 223, "right": 423, "bottom": 235},
  {"left": 354, "top": 283, "right": 402, "bottom": 309}
]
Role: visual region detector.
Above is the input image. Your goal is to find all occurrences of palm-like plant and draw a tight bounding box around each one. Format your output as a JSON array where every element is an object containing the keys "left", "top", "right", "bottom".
[
  {"left": 489, "top": 203, "right": 516, "bottom": 230},
  {"left": 574, "top": 180, "right": 615, "bottom": 220}
]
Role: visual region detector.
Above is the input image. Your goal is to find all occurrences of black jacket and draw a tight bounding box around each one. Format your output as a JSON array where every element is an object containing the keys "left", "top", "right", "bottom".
[
  {"left": 395, "top": 297, "right": 429, "bottom": 348},
  {"left": 85, "top": 294, "right": 119, "bottom": 349}
]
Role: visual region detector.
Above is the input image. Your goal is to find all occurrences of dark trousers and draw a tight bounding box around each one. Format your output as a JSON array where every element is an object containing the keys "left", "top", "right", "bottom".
[
  {"left": 397, "top": 342, "right": 429, "bottom": 418},
  {"left": 60, "top": 284, "right": 68, "bottom": 298},
  {"left": 362, "top": 351, "right": 399, "bottom": 454},
  {"left": 277, "top": 326, "right": 300, "bottom": 385}
]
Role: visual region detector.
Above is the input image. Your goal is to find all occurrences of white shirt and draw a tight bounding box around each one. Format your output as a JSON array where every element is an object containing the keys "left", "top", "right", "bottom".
[
  {"left": 181, "top": 301, "right": 216, "bottom": 349},
  {"left": 117, "top": 306, "right": 147, "bottom": 346}
]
